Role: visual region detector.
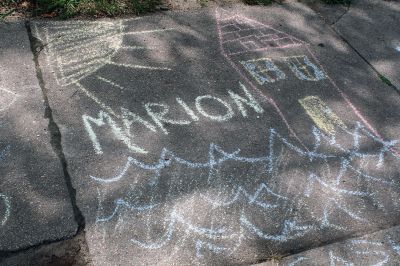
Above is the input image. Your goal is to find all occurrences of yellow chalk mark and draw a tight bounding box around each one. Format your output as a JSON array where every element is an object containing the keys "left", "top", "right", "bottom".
[{"left": 299, "top": 96, "right": 347, "bottom": 135}]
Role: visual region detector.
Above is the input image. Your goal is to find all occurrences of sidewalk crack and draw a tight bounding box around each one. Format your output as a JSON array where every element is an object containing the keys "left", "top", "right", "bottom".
[
  {"left": 331, "top": 26, "right": 400, "bottom": 95},
  {"left": 331, "top": 1, "right": 351, "bottom": 26},
  {"left": 24, "top": 20, "right": 86, "bottom": 232},
  {"left": 275, "top": 223, "right": 400, "bottom": 263}
]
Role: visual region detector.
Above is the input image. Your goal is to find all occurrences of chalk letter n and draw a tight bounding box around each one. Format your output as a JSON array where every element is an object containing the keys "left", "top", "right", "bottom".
[{"left": 228, "top": 82, "right": 264, "bottom": 117}]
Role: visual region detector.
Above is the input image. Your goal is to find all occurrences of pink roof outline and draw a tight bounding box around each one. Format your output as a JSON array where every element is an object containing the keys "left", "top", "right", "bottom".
[{"left": 216, "top": 8, "right": 305, "bottom": 56}]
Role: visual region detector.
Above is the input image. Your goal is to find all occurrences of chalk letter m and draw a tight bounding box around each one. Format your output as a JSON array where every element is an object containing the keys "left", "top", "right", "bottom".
[{"left": 82, "top": 111, "right": 148, "bottom": 155}]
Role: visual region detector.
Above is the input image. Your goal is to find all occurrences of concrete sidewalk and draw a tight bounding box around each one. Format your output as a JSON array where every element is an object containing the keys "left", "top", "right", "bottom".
[
  {"left": 0, "top": 22, "right": 76, "bottom": 252},
  {"left": 258, "top": 225, "right": 400, "bottom": 265},
  {"left": 1, "top": 0, "right": 400, "bottom": 265},
  {"left": 334, "top": 0, "right": 400, "bottom": 90}
]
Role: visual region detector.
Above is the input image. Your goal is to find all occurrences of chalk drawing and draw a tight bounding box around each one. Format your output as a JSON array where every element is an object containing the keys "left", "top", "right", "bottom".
[
  {"left": 228, "top": 82, "right": 264, "bottom": 117},
  {"left": 96, "top": 197, "right": 157, "bottom": 222},
  {"left": 0, "top": 193, "right": 11, "bottom": 226},
  {"left": 145, "top": 102, "right": 192, "bottom": 135},
  {"left": 90, "top": 122, "right": 398, "bottom": 189},
  {"left": 0, "top": 144, "right": 11, "bottom": 162},
  {"left": 33, "top": 21, "right": 174, "bottom": 87},
  {"left": 96, "top": 76, "right": 128, "bottom": 91},
  {"left": 285, "top": 238, "right": 397, "bottom": 265},
  {"left": 75, "top": 82, "right": 120, "bottom": 119},
  {"left": 82, "top": 110, "right": 149, "bottom": 154},
  {"left": 0, "top": 87, "right": 18, "bottom": 112},
  {"left": 0, "top": 145, "right": 12, "bottom": 226},
  {"left": 196, "top": 240, "right": 228, "bottom": 257},
  {"left": 176, "top": 98, "right": 200, "bottom": 121},
  {"left": 34, "top": 13, "right": 393, "bottom": 156},
  {"left": 329, "top": 251, "right": 354, "bottom": 266},
  {"left": 287, "top": 257, "right": 308, "bottom": 266},
  {"left": 240, "top": 58, "right": 286, "bottom": 84},
  {"left": 388, "top": 239, "right": 400, "bottom": 255},
  {"left": 305, "top": 174, "right": 372, "bottom": 197},
  {"left": 34, "top": 13, "right": 400, "bottom": 262},
  {"left": 283, "top": 240, "right": 397, "bottom": 265},
  {"left": 83, "top": 82, "right": 265, "bottom": 154},
  {"left": 92, "top": 138, "right": 298, "bottom": 254},
  {"left": 241, "top": 216, "right": 314, "bottom": 241},
  {"left": 91, "top": 121, "right": 399, "bottom": 257},
  {"left": 195, "top": 95, "right": 234, "bottom": 122},
  {"left": 121, "top": 107, "right": 157, "bottom": 135},
  {"left": 348, "top": 240, "right": 391, "bottom": 266},
  {"left": 200, "top": 182, "right": 287, "bottom": 210},
  {"left": 216, "top": 9, "right": 307, "bottom": 149},
  {"left": 216, "top": 8, "right": 389, "bottom": 155},
  {"left": 32, "top": 21, "right": 174, "bottom": 121},
  {"left": 217, "top": 10, "right": 303, "bottom": 56},
  {"left": 129, "top": 209, "right": 228, "bottom": 249},
  {"left": 299, "top": 96, "right": 347, "bottom": 135},
  {"left": 240, "top": 55, "right": 325, "bottom": 83},
  {"left": 319, "top": 198, "right": 369, "bottom": 231},
  {"left": 0, "top": 117, "right": 12, "bottom": 227},
  {"left": 284, "top": 55, "right": 325, "bottom": 81}
]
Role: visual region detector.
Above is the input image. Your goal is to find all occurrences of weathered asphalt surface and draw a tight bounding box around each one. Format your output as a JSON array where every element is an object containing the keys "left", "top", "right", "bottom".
[
  {"left": 0, "top": 22, "right": 77, "bottom": 252},
  {"left": 258, "top": 225, "right": 400, "bottom": 265},
  {"left": 1, "top": 0, "right": 400, "bottom": 265},
  {"left": 334, "top": 0, "right": 400, "bottom": 89}
]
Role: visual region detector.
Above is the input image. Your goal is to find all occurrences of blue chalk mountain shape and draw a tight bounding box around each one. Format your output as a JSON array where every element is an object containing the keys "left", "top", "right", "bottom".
[
  {"left": 92, "top": 122, "right": 399, "bottom": 257},
  {"left": 348, "top": 240, "right": 391, "bottom": 265},
  {"left": 0, "top": 144, "right": 11, "bottom": 162}
]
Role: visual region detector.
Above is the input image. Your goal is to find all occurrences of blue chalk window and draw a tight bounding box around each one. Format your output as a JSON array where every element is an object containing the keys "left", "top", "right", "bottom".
[{"left": 240, "top": 58, "right": 286, "bottom": 84}]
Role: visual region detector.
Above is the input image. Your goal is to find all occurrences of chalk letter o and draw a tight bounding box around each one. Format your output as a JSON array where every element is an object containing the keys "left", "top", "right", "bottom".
[{"left": 195, "top": 95, "right": 234, "bottom": 122}]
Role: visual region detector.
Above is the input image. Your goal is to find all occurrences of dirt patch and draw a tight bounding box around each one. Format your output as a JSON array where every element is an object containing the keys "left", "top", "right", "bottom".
[
  {"left": 164, "top": 0, "right": 240, "bottom": 10},
  {"left": 0, "top": 231, "right": 92, "bottom": 266}
]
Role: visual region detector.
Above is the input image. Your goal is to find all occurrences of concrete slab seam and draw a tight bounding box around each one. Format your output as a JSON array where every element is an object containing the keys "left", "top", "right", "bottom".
[
  {"left": 272, "top": 223, "right": 400, "bottom": 263},
  {"left": 0, "top": 21, "right": 92, "bottom": 260},
  {"left": 331, "top": 2, "right": 351, "bottom": 26},
  {"left": 25, "top": 19, "right": 85, "bottom": 231},
  {"left": 330, "top": 26, "right": 399, "bottom": 95}
]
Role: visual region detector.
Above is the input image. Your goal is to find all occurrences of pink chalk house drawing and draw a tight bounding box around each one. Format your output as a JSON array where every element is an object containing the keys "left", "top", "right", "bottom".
[{"left": 215, "top": 8, "right": 397, "bottom": 154}]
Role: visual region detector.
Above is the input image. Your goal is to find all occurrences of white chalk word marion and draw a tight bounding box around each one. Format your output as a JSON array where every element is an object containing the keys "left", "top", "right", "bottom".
[
  {"left": 35, "top": 11, "right": 400, "bottom": 264},
  {"left": 33, "top": 20, "right": 176, "bottom": 122},
  {"left": 83, "top": 82, "right": 264, "bottom": 154}
]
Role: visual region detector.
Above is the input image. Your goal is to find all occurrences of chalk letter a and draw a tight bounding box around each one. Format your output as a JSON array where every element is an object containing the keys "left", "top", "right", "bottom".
[
  {"left": 121, "top": 107, "right": 157, "bottom": 135},
  {"left": 145, "top": 102, "right": 192, "bottom": 135}
]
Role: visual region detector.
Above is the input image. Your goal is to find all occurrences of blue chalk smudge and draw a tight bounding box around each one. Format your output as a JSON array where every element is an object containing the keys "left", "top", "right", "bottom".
[{"left": 0, "top": 145, "right": 11, "bottom": 162}]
